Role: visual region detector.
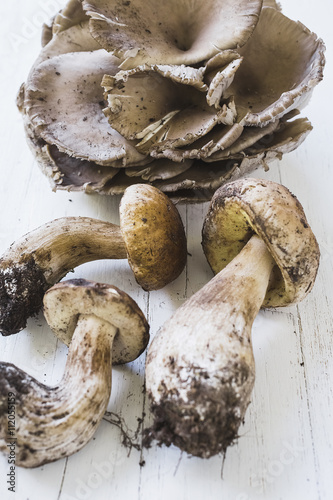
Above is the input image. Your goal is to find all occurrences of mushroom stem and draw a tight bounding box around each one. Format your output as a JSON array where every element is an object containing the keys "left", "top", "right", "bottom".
[
  {"left": 145, "top": 177, "right": 320, "bottom": 458},
  {"left": 0, "top": 217, "right": 127, "bottom": 336},
  {"left": 0, "top": 184, "right": 187, "bottom": 336},
  {"left": 145, "top": 234, "right": 275, "bottom": 458},
  {"left": 0, "top": 313, "right": 117, "bottom": 468},
  {"left": 3, "top": 217, "right": 127, "bottom": 282},
  {"left": 208, "top": 234, "right": 276, "bottom": 335}
]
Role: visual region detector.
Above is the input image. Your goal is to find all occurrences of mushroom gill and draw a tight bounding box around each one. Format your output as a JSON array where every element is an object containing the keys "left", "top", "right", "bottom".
[{"left": 224, "top": 7, "right": 325, "bottom": 125}]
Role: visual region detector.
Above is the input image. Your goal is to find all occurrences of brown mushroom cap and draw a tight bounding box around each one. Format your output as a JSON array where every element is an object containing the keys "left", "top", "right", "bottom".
[
  {"left": 202, "top": 178, "right": 320, "bottom": 307},
  {"left": 119, "top": 184, "right": 187, "bottom": 290},
  {"left": 43, "top": 279, "right": 149, "bottom": 363}
]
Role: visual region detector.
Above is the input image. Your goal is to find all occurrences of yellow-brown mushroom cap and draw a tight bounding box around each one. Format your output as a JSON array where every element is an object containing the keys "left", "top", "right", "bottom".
[
  {"left": 202, "top": 178, "right": 320, "bottom": 307},
  {"left": 119, "top": 184, "right": 187, "bottom": 291}
]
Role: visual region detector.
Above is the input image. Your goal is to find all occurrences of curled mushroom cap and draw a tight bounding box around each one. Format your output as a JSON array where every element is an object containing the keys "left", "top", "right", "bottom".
[
  {"left": 82, "top": 0, "right": 263, "bottom": 68},
  {"left": 202, "top": 177, "right": 320, "bottom": 307},
  {"left": 23, "top": 49, "right": 146, "bottom": 167},
  {"left": 43, "top": 279, "right": 149, "bottom": 358},
  {"left": 225, "top": 7, "right": 325, "bottom": 125},
  {"left": 0, "top": 279, "right": 149, "bottom": 468},
  {"left": 52, "top": 0, "right": 88, "bottom": 34},
  {"left": 145, "top": 178, "right": 320, "bottom": 458},
  {"left": 102, "top": 58, "right": 238, "bottom": 155},
  {"left": 18, "top": 1, "right": 325, "bottom": 199}
]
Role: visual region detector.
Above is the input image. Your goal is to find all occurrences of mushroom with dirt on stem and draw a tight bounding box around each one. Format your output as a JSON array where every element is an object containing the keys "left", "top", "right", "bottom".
[
  {"left": 0, "top": 184, "right": 187, "bottom": 336},
  {"left": 144, "top": 177, "right": 320, "bottom": 458},
  {"left": 0, "top": 278, "right": 149, "bottom": 468}
]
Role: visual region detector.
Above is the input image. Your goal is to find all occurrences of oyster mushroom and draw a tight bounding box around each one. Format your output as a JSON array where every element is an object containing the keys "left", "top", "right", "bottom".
[
  {"left": 23, "top": 49, "right": 146, "bottom": 167},
  {"left": 144, "top": 178, "right": 320, "bottom": 458},
  {"left": 102, "top": 6, "right": 324, "bottom": 161},
  {"left": 82, "top": 0, "right": 263, "bottom": 68},
  {"left": 21, "top": 106, "right": 312, "bottom": 202},
  {"left": 102, "top": 57, "right": 239, "bottom": 155},
  {"left": 224, "top": 7, "right": 325, "bottom": 126},
  {"left": 0, "top": 279, "right": 149, "bottom": 468},
  {"left": 153, "top": 116, "right": 313, "bottom": 200},
  {"left": 0, "top": 185, "right": 187, "bottom": 336},
  {"left": 18, "top": 1, "right": 325, "bottom": 199}
]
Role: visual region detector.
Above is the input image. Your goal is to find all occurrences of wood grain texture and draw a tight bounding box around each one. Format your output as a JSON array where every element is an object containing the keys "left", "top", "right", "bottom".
[{"left": 0, "top": 1, "right": 332, "bottom": 498}]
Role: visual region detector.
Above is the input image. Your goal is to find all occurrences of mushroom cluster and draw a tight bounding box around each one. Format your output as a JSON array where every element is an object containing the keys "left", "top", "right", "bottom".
[{"left": 18, "top": 0, "right": 325, "bottom": 201}]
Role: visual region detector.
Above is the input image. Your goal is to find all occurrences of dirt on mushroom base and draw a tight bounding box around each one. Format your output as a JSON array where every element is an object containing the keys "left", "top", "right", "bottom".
[
  {"left": 143, "top": 359, "right": 254, "bottom": 458},
  {"left": 0, "top": 257, "right": 48, "bottom": 336},
  {"left": 143, "top": 177, "right": 320, "bottom": 459}
]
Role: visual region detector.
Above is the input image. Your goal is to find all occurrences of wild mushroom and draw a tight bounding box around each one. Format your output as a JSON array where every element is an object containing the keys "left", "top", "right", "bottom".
[
  {"left": 223, "top": 7, "right": 325, "bottom": 126},
  {"left": 102, "top": 57, "right": 238, "bottom": 155},
  {"left": 18, "top": 1, "right": 325, "bottom": 197},
  {"left": 101, "top": 7, "right": 324, "bottom": 163},
  {"left": 0, "top": 185, "right": 187, "bottom": 336},
  {"left": 144, "top": 177, "right": 320, "bottom": 458},
  {"left": 0, "top": 279, "right": 149, "bottom": 468},
  {"left": 152, "top": 115, "right": 313, "bottom": 200},
  {"left": 23, "top": 49, "right": 147, "bottom": 167},
  {"left": 82, "top": 0, "right": 262, "bottom": 68}
]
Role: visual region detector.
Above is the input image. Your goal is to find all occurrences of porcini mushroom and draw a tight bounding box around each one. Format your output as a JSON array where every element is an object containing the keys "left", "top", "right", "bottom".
[
  {"left": 144, "top": 177, "right": 320, "bottom": 458},
  {"left": 0, "top": 279, "right": 149, "bottom": 468},
  {"left": 0, "top": 184, "right": 187, "bottom": 336}
]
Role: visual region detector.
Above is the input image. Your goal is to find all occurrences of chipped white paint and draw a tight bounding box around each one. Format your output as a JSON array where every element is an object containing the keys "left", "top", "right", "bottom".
[{"left": 0, "top": 0, "right": 332, "bottom": 499}]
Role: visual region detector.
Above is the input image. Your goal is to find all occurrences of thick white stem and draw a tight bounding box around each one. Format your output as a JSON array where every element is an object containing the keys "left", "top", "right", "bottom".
[
  {"left": 0, "top": 315, "right": 117, "bottom": 467},
  {"left": 145, "top": 234, "right": 275, "bottom": 457},
  {"left": 2, "top": 217, "right": 128, "bottom": 282},
  {"left": 204, "top": 233, "right": 276, "bottom": 340},
  {"left": 0, "top": 217, "right": 127, "bottom": 335}
]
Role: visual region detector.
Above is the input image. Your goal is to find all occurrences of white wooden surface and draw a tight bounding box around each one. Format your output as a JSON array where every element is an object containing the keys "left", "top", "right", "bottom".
[{"left": 0, "top": 1, "right": 332, "bottom": 499}]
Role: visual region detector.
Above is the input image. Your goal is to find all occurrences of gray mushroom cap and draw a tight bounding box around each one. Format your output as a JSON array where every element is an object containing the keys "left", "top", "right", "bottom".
[
  {"left": 225, "top": 7, "right": 325, "bottom": 126},
  {"left": 17, "top": 1, "right": 326, "bottom": 201},
  {"left": 24, "top": 49, "right": 146, "bottom": 166},
  {"left": 102, "top": 59, "right": 238, "bottom": 155},
  {"left": 52, "top": 0, "right": 88, "bottom": 34},
  {"left": 82, "top": 0, "right": 263, "bottom": 67},
  {"left": 43, "top": 279, "right": 149, "bottom": 363},
  {"left": 38, "top": 21, "right": 101, "bottom": 65},
  {"left": 202, "top": 177, "right": 320, "bottom": 307}
]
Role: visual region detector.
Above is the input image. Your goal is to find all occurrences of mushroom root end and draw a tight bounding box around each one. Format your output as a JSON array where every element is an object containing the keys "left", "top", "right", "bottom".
[
  {"left": 0, "top": 257, "right": 48, "bottom": 336},
  {"left": 144, "top": 364, "right": 255, "bottom": 458}
]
